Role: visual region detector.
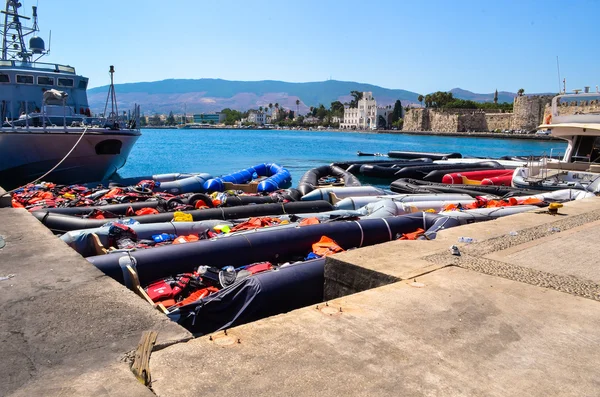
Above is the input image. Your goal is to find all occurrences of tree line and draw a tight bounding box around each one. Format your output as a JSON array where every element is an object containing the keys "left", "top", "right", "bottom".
[{"left": 416, "top": 91, "right": 514, "bottom": 112}]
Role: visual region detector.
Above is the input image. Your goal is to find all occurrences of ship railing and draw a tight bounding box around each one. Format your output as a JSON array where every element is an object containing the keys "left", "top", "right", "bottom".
[{"left": 0, "top": 60, "right": 76, "bottom": 74}]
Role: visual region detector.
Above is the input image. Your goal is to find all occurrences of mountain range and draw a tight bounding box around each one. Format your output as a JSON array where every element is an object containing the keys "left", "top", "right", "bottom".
[{"left": 86, "top": 79, "right": 537, "bottom": 115}]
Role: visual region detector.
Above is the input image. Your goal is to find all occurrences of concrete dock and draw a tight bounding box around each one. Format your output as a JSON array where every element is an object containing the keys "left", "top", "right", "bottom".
[{"left": 1, "top": 192, "right": 600, "bottom": 396}]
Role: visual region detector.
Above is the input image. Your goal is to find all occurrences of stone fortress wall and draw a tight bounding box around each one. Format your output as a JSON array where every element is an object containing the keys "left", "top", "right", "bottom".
[{"left": 403, "top": 95, "right": 555, "bottom": 133}]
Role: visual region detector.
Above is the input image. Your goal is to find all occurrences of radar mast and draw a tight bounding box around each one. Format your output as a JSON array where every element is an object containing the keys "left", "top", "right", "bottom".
[{"left": 1, "top": 0, "right": 46, "bottom": 62}]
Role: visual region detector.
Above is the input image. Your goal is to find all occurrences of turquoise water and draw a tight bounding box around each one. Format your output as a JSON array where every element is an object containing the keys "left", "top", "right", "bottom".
[{"left": 117, "top": 129, "right": 567, "bottom": 186}]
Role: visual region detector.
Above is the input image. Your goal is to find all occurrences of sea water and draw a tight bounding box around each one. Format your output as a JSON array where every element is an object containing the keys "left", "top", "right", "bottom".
[{"left": 117, "top": 128, "right": 567, "bottom": 186}]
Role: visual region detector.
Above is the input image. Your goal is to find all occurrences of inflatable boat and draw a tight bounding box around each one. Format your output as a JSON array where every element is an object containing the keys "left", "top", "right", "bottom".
[
  {"left": 297, "top": 165, "right": 361, "bottom": 197},
  {"left": 300, "top": 186, "right": 387, "bottom": 202},
  {"left": 86, "top": 213, "right": 455, "bottom": 286},
  {"left": 442, "top": 170, "right": 514, "bottom": 185},
  {"left": 204, "top": 163, "right": 292, "bottom": 193},
  {"left": 169, "top": 258, "right": 327, "bottom": 335},
  {"left": 391, "top": 161, "right": 504, "bottom": 181},
  {"left": 358, "top": 160, "right": 433, "bottom": 179},
  {"left": 61, "top": 219, "right": 233, "bottom": 257},
  {"left": 390, "top": 178, "right": 546, "bottom": 198},
  {"left": 32, "top": 200, "right": 334, "bottom": 233},
  {"left": 388, "top": 151, "right": 462, "bottom": 160},
  {"left": 334, "top": 193, "right": 476, "bottom": 210}
]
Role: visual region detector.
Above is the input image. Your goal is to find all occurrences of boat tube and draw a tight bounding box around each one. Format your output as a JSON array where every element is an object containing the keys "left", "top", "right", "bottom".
[
  {"left": 61, "top": 220, "right": 234, "bottom": 257},
  {"left": 334, "top": 193, "right": 476, "bottom": 210},
  {"left": 440, "top": 205, "right": 540, "bottom": 222},
  {"left": 204, "top": 163, "right": 291, "bottom": 193},
  {"left": 358, "top": 161, "right": 433, "bottom": 179},
  {"left": 301, "top": 186, "right": 387, "bottom": 202},
  {"left": 332, "top": 158, "right": 431, "bottom": 175},
  {"left": 155, "top": 173, "right": 213, "bottom": 194},
  {"left": 442, "top": 169, "right": 514, "bottom": 185},
  {"left": 33, "top": 200, "right": 334, "bottom": 233},
  {"left": 392, "top": 161, "right": 504, "bottom": 181},
  {"left": 169, "top": 258, "right": 327, "bottom": 335},
  {"left": 481, "top": 175, "right": 514, "bottom": 186},
  {"left": 388, "top": 151, "right": 462, "bottom": 160},
  {"left": 390, "top": 178, "right": 546, "bottom": 198},
  {"left": 297, "top": 165, "right": 361, "bottom": 196},
  {"left": 87, "top": 213, "right": 450, "bottom": 286}
]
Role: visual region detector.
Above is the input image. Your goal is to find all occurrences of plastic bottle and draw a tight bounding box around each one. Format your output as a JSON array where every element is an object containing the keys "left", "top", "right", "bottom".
[
  {"left": 457, "top": 237, "right": 475, "bottom": 243},
  {"left": 116, "top": 238, "right": 136, "bottom": 249},
  {"left": 152, "top": 233, "right": 177, "bottom": 243}
]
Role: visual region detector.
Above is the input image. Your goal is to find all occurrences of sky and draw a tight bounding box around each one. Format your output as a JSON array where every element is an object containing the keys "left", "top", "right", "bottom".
[{"left": 17, "top": 0, "right": 599, "bottom": 94}]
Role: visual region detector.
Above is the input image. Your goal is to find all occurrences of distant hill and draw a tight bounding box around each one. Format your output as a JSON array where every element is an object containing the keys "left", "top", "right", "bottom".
[
  {"left": 87, "top": 79, "right": 421, "bottom": 115},
  {"left": 87, "top": 79, "right": 555, "bottom": 115},
  {"left": 449, "top": 88, "right": 555, "bottom": 104},
  {"left": 450, "top": 88, "right": 517, "bottom": 104}
]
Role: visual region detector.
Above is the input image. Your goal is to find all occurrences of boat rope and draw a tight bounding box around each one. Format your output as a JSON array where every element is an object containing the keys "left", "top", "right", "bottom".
[
  {"left": 2, "top": 126, "right": 90, "bottom": 196},
  {"left": 381, "top": 218, "right": 392, "bottom": 241},
  {"left": 353, "top": 221, "right": 364, "bottom": 247}
]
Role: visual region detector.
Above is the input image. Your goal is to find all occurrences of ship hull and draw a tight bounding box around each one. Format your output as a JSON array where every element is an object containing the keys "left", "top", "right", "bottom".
[{"left": 0, "top": 128, "right": 140, "bottom": 189}]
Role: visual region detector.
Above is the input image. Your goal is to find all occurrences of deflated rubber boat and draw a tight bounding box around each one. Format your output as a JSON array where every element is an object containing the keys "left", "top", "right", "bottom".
[
  {"left": 204, "top": 163, "right": 291, "bottom": 193},
  {"left": 297, "top": 165, "right": 361, "bottom": 196},
  {"left": 86, "top": 213, "right": 459, "bottom": 286},
  {"left": 33, "top": 200, "right": 334, "bottom": 233}
]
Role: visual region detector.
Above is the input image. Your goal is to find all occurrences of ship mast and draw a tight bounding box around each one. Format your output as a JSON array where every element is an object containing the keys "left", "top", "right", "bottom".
[{"left": 1, "top": 1, "right": 33, "bottom": 61}]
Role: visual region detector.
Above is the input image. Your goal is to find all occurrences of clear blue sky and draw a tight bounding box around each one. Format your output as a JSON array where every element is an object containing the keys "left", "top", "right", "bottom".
[{"left": 27, "top": 0, "right": 598, "bottom": 94}]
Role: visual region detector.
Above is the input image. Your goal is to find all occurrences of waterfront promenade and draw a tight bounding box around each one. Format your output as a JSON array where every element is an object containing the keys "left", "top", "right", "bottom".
[{"left": 1, "top": 184, "right": 599, "bottom": 396}]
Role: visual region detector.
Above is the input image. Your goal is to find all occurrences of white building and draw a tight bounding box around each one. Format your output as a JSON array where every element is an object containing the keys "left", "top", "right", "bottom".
[
  {"left": 340, "top": 92, "right": 391, "bottom": 130},
  {"left": 247, "top": 111, "right": 267, "bottom": 125}
]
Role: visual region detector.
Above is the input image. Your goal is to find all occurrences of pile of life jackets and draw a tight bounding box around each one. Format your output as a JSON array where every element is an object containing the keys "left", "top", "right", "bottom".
[
  {"left": 11, "top": 181, "right": 297, "bottom": 212},
  {"left": 442, "top": 195, "right": 544, "bottom": 211},
  {"left": 144, "top": 262, "right": 274, "bottom": 309},
  {"left": 102, "top": 223, "right": 218, "bottom": 253}
]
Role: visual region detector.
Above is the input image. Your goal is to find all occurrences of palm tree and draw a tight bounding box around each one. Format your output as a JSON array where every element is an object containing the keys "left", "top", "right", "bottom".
[
  {"left": 269, "top": 103, "right": 273, "bottom": 113},
  {"left": 274, "top": 103, "right": 279, "bottom": 110},
  {"left": 417, "top": 95, "right": 424, "bottom": 106},
  {"left": 259, "top": 106, "right": 263, "bottom": 113},
  {"left": 296, "top": 99, "right": 300, "bottom": 115},
  {"left": 517, "top": 88, "right": 525, "bottom": 96}
]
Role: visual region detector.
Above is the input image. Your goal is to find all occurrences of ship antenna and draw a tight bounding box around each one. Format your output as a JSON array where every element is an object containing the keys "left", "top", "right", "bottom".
[{"left": 102, "top": 65, "right": 120, "bottom": 129}]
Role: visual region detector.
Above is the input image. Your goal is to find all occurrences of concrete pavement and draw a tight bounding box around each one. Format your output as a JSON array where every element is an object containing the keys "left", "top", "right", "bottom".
[{"left": 2, "top": 194, "right": 600, "bottom": 396}]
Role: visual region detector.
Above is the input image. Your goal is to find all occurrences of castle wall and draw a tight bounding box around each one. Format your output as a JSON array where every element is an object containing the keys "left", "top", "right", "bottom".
[
  {"left": 403, "top": 108, "right": 429, "bottom": 131},
  {"left": 511, "top": 95, "right": 553, "bottom": 131},
  {"left": 429, "top": 112, "right": 459, "bottom": 132},
  {"left": 485, "top": 113, "right": 513, "bottom": 131}
]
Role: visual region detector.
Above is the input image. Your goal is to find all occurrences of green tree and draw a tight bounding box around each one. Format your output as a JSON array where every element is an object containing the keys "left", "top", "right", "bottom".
[
  {"left": 330, "top": 101, "right": 344, "bottom": 117},
  {"left": 517, "top": 88, "right": 525, "bottom": 96},
  {"left": 391, "top": 100, "right": 402, "bottom": 123},
  {"left": 269, "top": 103, "right": 273, "bottom": 112},
  {"left": 150, "top": 113, "right": 162, "bottom": 126},
  {"left": 220, "top": 108, "right": 245, "bottom": 125},
  {"left": 296, "top": 99, "right": 300, "bottom": 116},
  {"left": 417, "top": 95, "right": 424, "bottom": 106},
  {"left": 166, "top": 111, "right": 176, "bottom": 126},
  {"left": 349, "top": 91, "right": 363, "bottom": 107},
  {"left": 259, "top": 106, "right": 263, "bottom": 112},
  {"left": 139, "top": 115, "right": 147, "bottom": 127},
  {"left": 494, "top": 89, "right": 498, "bottom": 104},
  {"left": 316, "top": 104, "right": 327, "bottom": 121}
]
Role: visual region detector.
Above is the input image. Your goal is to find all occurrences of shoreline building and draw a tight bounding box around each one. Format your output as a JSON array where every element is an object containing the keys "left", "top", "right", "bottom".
[
  {"left": 247, "top": 110, "right": 268, "bottom": 125},
  {"left": 340, "top": 92, "right": 392, "bottom": 130},
  {"left": 192, "top": 112, "right": 226, "bottom": 124}
]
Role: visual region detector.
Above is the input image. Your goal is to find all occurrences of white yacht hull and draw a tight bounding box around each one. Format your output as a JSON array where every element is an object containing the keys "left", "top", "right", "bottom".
[{"left": 0, "top": 128, "right": 140, "bottom": 189}]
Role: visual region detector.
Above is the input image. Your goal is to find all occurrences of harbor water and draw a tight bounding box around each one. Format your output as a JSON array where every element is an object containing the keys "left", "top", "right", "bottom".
[{"left": 116, "top": 129, "right": 567, "bottom": 185}]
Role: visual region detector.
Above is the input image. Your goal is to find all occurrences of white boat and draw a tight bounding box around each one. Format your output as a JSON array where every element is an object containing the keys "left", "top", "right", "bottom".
[
  {"left": 512, "top": 92, "right": 600, "bottom": 191},
  {"left": 0, "top": 1, "right": 140, "bottom": 190}
]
